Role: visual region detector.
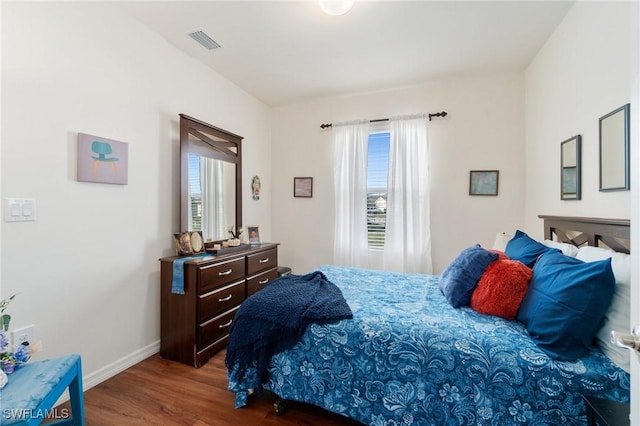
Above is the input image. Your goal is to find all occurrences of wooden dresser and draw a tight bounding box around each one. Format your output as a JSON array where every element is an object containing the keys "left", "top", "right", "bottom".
[{"left": 159, "top": 243, "right": 278, "bottom": 367}]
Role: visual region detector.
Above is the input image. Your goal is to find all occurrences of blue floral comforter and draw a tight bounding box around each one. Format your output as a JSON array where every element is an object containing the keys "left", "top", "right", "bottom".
[{"left": 227, "top": 265, "right": 630, "bottom": 425}]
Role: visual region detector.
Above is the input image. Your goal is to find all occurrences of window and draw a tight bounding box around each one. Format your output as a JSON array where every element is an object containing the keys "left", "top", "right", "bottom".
[
  {"left": 188, "top": 154, "right": 202, "bottom": 231},
  {"left": 367, "top": 131, "right": 390, "bottom": 248}
]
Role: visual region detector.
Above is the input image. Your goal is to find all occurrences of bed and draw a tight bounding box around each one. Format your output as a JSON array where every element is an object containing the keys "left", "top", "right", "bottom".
[{"left": 226, "top": 216, "right": 631, "bottom": 425}]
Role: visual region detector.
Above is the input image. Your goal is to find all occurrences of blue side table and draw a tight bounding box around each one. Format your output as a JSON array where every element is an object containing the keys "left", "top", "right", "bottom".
[{"left": 1, "top": 354, "right": 85, "bottom": 425}]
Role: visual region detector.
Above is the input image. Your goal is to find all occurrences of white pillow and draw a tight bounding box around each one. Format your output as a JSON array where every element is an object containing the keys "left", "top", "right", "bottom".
[
  {"left": 576, "top": 246, "right": 630, "bottom": 372},
  {"left": 542, "top": 240, "right": 579, "bottom": 257}
]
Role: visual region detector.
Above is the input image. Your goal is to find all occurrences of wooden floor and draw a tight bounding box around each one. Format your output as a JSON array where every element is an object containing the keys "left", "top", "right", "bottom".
[{"left": 54, "top": 350, "right": 364, "bottom": 426}]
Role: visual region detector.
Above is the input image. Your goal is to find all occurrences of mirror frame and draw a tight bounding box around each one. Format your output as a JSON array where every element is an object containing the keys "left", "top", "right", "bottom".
[
  {"left": 179, "top": 114, "right": 242, "bottom": 242},
  {"left": 599, "top": 103, "right": 630, "bottom": 192},
  {"left": 560, "top": 135, "right": 581, "bottom": 200}
]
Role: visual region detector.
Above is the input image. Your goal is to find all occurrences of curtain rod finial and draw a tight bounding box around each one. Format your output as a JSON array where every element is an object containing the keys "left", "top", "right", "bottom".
[{"left": 428, "top": 111, "right": 448, "bottom": 121}]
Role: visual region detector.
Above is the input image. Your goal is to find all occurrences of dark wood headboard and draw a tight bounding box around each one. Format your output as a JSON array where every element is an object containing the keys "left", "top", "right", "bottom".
[{"left": 538, "top": 215, "right": 630, "bottom": 254}]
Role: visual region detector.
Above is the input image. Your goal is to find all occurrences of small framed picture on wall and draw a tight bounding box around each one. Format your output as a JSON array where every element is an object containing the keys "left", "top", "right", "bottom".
[
  {"left": 294, "top": 177, "right": 313, "bottom": 198},
  {"left": 469, "top": 170, "right": 499, "bottom": 196}
]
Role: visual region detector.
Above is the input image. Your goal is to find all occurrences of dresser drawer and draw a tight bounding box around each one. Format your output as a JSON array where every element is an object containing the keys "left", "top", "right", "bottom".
[
  {"left": 198, "top": 306, "right": 239, "bottom": 350},
  {"left": 247, "top": 267, "right": 279, "bottom": 297},
  {"left": 199, "top": 279, "right": 245, "bottom": 322},
  {"left": 199, "top": 257, "right": 246, "bottom": 293},
  {"left": 247, "top": 248, "right": 277, "bottom": 275}
]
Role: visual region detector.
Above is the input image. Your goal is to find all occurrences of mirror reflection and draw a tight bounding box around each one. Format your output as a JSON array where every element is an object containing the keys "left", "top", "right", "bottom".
[
  {"left": 599, "top": 104, "right": 630, "bottom": 191},
  {"left": 561, "top": 135, "right": 581, "bottom": 200},
  {"left": 187, "top": 154, "right": 236, "bottom": 241}
]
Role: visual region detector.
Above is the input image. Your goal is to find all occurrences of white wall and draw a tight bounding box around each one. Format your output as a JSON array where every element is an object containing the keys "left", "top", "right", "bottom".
[
  {"left": 524, "top": 1, "right": 631, "bottom": 237},
  {"left": 272, "top": 73, "right": 526, "bottom": 275},
  {"left": 526, "top": 0, "right": 636, "bottom": 415},
  {"left": 1, "top": 2, "right": 272, "bottom": 385}
]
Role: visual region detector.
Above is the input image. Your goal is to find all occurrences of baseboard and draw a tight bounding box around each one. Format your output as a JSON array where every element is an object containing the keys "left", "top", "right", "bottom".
[
  {"left": 83, "top": 340, "right": 160, "bottom": 391},
  {"left": 55, "top": 340, "right": 160, "bottom": 405}
]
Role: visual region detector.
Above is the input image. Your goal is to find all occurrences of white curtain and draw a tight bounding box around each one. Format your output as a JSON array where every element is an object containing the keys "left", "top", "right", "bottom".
[
  {"left": 201, "top": 157, "right": 226, "bottom": 241},
  {"left": 333, "top": 120, "right": 370, "bottom": 267},
  {"left": 383, "top": 115, "right": 433, "bottom": 274}
]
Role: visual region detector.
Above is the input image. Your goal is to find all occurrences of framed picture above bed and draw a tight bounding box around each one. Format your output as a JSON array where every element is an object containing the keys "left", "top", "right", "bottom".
[
  {"left": 561, "top": 135, "right": 581, "bottom": 200},
  {"left": 469, "top": 170, "right": 499, "bottom": 196},
  {"left": 599, "top": 103, "right": 630, "bottom": 191}
]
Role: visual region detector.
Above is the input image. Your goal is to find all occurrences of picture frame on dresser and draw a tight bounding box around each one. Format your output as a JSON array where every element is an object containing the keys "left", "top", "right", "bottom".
[{"left": 247, "top": 225, "right": 260, "bottom": 244}]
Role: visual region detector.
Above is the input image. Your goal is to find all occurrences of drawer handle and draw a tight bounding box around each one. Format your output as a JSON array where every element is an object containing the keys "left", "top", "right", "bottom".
[
  {"left": 219, "top": 319, "right": 233, "bottom": 329},
  {"left": 218, "top": 294, "right": 233, "bottom": 302},
  {"left": 218, "top": 269, "right": 233, "bottom": 276},
  {"left": 259, "top": 258, "right": 270, "bottom": 264},
  {"left": 259, "top": 278, "right": 269, "bottom": 285}
]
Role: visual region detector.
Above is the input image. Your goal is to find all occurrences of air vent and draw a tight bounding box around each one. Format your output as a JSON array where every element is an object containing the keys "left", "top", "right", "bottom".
[{"left": 188, "top": 30, "right": 221, "bottom": 50}]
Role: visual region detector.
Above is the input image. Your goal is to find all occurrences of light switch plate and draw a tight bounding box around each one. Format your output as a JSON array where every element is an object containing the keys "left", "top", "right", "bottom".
[{"left": 3, "top": 198, "right": 36, "bottom": 222}]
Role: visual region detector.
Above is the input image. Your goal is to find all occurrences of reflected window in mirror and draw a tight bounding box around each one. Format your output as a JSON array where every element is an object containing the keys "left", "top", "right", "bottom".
[
  {"left": 599, "top": 104, "right": 630, "bottom": 191},
  {"left": 561, "top": 135, "right": 581, "bottom": 200},
  {"left": 187, "top": 154, "right": 237, "bottom": 241}
]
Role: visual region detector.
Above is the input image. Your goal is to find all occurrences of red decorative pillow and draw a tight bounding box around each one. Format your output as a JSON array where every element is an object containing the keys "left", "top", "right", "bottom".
[{"left": 470, "top": 259, "right": 532, "bottom": 319}]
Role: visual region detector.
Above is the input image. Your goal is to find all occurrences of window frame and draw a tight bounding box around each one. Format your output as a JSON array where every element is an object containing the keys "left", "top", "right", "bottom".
[{"left": 366, "top": 123, "right": 390, "bottom": 250}]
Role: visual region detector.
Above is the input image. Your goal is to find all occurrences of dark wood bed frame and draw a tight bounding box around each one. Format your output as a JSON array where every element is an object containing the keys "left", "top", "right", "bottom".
[{"left": 539, "top": 215, "right": 630, "bottom": 254}]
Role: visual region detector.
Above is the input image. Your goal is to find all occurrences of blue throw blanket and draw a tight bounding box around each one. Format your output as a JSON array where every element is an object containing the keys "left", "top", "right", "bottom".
[
  {"left": 225, "top": 270, "right": 353, "bottom": 393},
  {"left": 171, "top": 254, "right": 209, "bottom": 295}
]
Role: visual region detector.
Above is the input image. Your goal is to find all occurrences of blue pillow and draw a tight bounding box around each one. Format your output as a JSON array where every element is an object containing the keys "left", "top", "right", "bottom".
[
  {"left": 439, "top": 245, "right": 498, "bottom": 308},
  {"left": 505, "top": 230, "right": 559, "bottom": 268},
  {"left": 516, "top": 251, "right": 615, "bottom": 360}
]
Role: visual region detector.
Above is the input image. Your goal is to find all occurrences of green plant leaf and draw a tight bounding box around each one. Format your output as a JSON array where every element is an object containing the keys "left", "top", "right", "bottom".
[
  {"left": 0, "top": 314, "right": 10, "bottom": 332},
  {"left": 0, "top": 294, "right": 16, "bottom": 314}
]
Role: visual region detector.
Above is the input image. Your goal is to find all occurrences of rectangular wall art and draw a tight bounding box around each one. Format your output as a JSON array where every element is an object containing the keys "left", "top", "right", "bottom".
[
  {"left": 469, "top": 170, "right": 499, "bottom": 196},
  {"left": 77, "top": 133, "right": 129, "bottom": 185},
  {"left": 294, "top": 177, "right": 313, "bottom": 197}
]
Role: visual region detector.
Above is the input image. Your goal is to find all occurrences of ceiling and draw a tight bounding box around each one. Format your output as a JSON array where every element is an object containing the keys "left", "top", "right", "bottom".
[{"left": 116, "top": 1, "right": 574, "bottom": 107}]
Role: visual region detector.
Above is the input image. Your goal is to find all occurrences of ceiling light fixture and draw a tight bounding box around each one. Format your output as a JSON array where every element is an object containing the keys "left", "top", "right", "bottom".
[{"left": 319, "top": 0, "right": 354, "bottom": 16}]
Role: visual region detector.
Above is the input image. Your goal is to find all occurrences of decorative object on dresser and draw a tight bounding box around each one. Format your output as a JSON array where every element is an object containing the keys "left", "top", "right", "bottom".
[
  {"left": 173, "top": 231, "right": 205, "bottom": 256},
  {"left": 160, "top": 243, "right": 279, "bottom": 368},
  {"left": 469, "top": 170, "right": 498, "bottom": 196}
]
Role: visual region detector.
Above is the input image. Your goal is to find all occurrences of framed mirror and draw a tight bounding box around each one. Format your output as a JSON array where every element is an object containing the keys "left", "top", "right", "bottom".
[
  {"left": 179, "top": 114, "right": 242, "bottom": 243},
  {"left": 560, "top": 135, "right": 581, "bottom": 200},
  {"left": 599, "top": 103, "right": 630, "bottom": 191}
]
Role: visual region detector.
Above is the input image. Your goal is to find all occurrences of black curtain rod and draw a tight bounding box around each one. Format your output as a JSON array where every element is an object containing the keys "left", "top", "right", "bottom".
[{"left": 320, "top": 111, "right": 448, "bottom": 129}]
